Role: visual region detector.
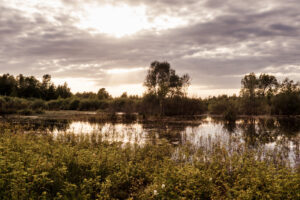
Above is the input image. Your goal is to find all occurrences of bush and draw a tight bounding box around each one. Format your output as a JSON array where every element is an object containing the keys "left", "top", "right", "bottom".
[
  {"left": 138, "top": 93, "right": 160, "bottom": 116},
  {"left": 163, "top": 97, "right": 206, "bottom": 116},
  {"left": 0, "top": 96, "right": 29, "bottom": 114},
  {"left": 108, "top": 98, "right": 138, "bottom": 113},
  {"left": 69, "top": 99, "right": 80, "bottom": 110},
  {"left": 271, "top": 92, "right": 300, "bottom": 115},
  {"left": 0, "top": 132, "right": 298, "bottom": 199},
  {"left": 208, "top": 96, "right": 239, "bottom": 116},
  {"left": 30, "top": 99, "right": 47, "bottom": 110},
  {"left": 209, "top": 99, "right": 229, "bottom": 115},
  {"left": 78, "top": 99, "right": 101, "bottom": 111},
  {"left": 46, "top": 98, "right": 71, "bottom": 110},
  {"left": 223, "top": 102, "right": 238, "bottom": 122}
]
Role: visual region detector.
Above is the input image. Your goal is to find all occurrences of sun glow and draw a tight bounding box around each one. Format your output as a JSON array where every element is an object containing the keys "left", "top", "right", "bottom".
[
  {"left": 76, "top": 4, "right": 186, "bottom": 37},
  {"left": 106, "top": 67, "right": 146, "bottom": 74}
]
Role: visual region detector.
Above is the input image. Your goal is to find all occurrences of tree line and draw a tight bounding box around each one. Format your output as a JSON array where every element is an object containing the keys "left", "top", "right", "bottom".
[
  {"left": 0, "top": 74, "right": 72, "bottom": 100},
  {"left": 0, "top": 61, "right": 300, "bottom": 116},
  {"left": 208, "top": 72, "right": 300, "bottom": 118}
]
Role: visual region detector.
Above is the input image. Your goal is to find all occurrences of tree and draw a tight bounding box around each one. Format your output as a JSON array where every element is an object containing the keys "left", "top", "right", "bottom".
[
  {"left": 0, "top": 74, "right": 17, "bottom": 96},
  {"left": 144, "top": 61, "right": 190, "bottom": 115},
  {"left": 240, "top": 73, "right": 258, "bottom": 115},
  {"left": 56, "top": 83, "right": 72, "bottom": 98},
  {"left": 16, "top": 75, "right": 41, "bottom": 98},
  {"left": 40, "top": 74, "right": 55, "bottom": 100},
  {"left": 120, "top": 92, "right": 128, "bottom": 98},
  {"left": 42, "top": 74, "right": 51, "bottom": 89},
  {"left": 258, "top": 74, "right": 278, "bottom": 97},
  {"left": 97, "top": 88, "right": 111, "bottom": 100},
  {"left": 241, "top": 72, "right": 258, "bottom": 98},
  {"left": 271, "top": 78, "right": 300, "bottom": 115}
]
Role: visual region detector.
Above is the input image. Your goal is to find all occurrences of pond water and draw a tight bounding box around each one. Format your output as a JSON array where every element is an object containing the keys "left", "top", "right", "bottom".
[{"left": 1, "top": 115, "right": 299, "bottom": 166}]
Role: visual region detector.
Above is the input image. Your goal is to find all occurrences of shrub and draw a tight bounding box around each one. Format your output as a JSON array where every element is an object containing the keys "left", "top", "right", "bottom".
[
  {"left": 69, "top": 99, "right": 80, "bottom": 110},
  {"left": 223, "top": 102, "right": 238, "bottom": 122},
  {"left": 0, "top": 132, "right": 298, "bottom": 199},
  {"left": 78, "top": 99, "right": 101, "bottom": 111},
  {"left": 0, "top": 96, "right": 29, "bottom": 114},
  {"left": 163, "top": 97, "right": 206, "bottom": 116},
  {"left": 30, "top": 99, "right": 47, "bottom": 110}
]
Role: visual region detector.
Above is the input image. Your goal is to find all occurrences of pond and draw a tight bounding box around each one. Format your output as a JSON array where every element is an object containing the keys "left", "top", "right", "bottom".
[{"left": 1, "top": 115, "right": 299, "bottom": 166}]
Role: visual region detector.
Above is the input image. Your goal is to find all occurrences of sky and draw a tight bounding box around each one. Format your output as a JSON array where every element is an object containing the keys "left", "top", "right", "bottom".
[{"left": 1, "top": 0, "right": 300, "bottom": 97}]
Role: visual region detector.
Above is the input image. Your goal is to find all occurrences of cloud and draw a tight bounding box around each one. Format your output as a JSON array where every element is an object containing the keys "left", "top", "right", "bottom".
[{"left": 0, "top": 0, "right": 300, "bottom": 96}]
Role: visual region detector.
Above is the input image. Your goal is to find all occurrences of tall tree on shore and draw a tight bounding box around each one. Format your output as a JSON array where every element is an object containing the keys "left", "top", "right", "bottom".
[
  {"left": 0, "top": 74, "right": 16, "bottom": 96},
  {"left": 56, "top": 83, "right": 72, "bottom": 98},
  {"left": 144, "top": 61, "right": 190, "bottom": 115},
  {"left": 272, "top": 78, "right": 300, "bottom": 115},
  {"left": 240, "top": 73, "right": 258, "bottom": 115},
  {"left": 97, "top": 88, "right": 111, "bottom": 100},
  {"left": 258, "top": 74, "right": 278, "bottom": 97}
]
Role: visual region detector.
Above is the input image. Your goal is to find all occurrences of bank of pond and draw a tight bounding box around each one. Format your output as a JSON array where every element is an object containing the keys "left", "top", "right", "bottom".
[{"left": 1, "top": 93, "right": 300, "bottom": 120}]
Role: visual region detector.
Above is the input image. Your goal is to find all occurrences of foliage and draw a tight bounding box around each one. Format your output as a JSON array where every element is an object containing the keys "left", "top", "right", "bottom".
[
  {"left": 97, "top": 88, "right": 111, "bottom": 100},
  {"left": 0, "top": 96, "right": 30, "bottom": 114},
  {"left": 208, "top": 95, "right": 233, "bottom": 115},
  {"left": 0, "top": 131, "right": 299, "bottom": 199},
  {"left": 272, "top": 78, "right": 300, "bottom": 115},
  {"left": 0, "top": 74, "right": 72, "bottom": 100},
  {"left": 163, "top": 96, "right": 206, "bottom": 115},
  {"left": 144, "top": 61, "right": 190, "bottom": 115},
  {"left": 258, "top": 73, "right": 278, "bottom": 97},
  {"left": 144, "top": 61, "right": 190, "bottom": 98},
  {"left": 223, "top": 102, "right": 238, "bottom": 122},
  {"left": 1, "top": 70, "right": 300, "bottom": 116}
]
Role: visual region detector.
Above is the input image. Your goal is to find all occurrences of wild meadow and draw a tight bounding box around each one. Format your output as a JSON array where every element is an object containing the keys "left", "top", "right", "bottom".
[{"left": 0, "top": 128, "right": 299, "bottom": 200}]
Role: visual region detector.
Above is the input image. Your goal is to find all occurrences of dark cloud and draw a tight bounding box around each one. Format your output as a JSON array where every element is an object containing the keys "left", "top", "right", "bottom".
[{"left": 0, "top": 0, "right": 300, "bottom": 95}]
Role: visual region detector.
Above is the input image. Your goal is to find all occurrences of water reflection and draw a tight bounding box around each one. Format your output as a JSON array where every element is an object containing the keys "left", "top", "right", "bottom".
[{"left": 1, "top": 116, "right": 299, "bottom": 165}]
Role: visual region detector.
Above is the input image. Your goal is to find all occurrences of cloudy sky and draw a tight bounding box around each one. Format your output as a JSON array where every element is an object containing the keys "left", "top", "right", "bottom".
[{"left": 1, "top": 0, "right": 300, "bottom": 97}]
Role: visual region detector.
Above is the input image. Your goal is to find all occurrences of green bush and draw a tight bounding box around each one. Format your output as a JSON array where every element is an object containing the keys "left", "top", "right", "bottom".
[
  {"left": 271, "top": 92, "right": 300, "bottom": 115},
  {"left": 163, "top": 97, "right": 206, "bottom": 116},
  {"left": 69, "top": 99, "right": 80, "bottom": 110},
  {"left": 46, "top": 98, "right": 71, "bottom": 110},
  {"left": 0, "top": 132, "right": 298, "bottom": 199},
  {"left": 30, "top": 99, "right": 47, "bottom": 110},
  {"left": 0, "top": 96, "right": 29, "bottom": 114},
  {"left": 78, "top": 99, "right": 101, "bottom": 111},
  {"left": 47, "top": 99, "right": 64, "bottom": 110}
]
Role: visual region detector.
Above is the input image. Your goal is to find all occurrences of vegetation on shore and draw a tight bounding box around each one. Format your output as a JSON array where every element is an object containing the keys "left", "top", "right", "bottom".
[
  {"left": 0, "top": 130, "right": 299, "bottom": 199},
  {"left": 0, "top": 62, "right": 300, "bottom": 118}
]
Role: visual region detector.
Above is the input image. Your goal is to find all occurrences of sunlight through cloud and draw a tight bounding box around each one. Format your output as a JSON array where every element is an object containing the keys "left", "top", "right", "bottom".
[
  {"left": 106, "top": 67, "right": 146, "bottom": 74},
  {"left": 76, "top": 4, "right": 187, "bottom": 37}
]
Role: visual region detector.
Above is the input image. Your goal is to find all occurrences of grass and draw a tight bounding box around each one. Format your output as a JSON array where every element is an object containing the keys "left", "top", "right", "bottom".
[{"left": 0, "top": 128, "right": 299, "bottom": 200}]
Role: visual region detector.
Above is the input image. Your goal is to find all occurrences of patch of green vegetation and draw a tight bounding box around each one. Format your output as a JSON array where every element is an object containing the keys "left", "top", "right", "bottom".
[{"left": 0, "top": 131, "right": 298, "bottom": 199}]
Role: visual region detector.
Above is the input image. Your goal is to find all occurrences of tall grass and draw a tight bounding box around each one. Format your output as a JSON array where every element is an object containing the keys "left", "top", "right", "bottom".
[{"left": 0, "top": 130, "right": 299, "bottom": 199}]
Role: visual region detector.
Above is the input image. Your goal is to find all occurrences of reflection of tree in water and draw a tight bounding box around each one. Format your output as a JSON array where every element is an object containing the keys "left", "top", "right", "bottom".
[
  {"left": 238, "top": 117, "right": 300, "bottom": 146},
  {"left": 0, "top": 118, "right": 71, "bottom": 133},
  {"left": 237, "top": 117, "right": 300, "bottom": 165},
  {"left": 209, "top": 116, "right": 237, "bottom": 134},
  {"left": 142, "top": 121, "right": 200, "bottom": 145},
  {"left": 277, "top": 117, "right": 300, "bottom": 136},
  {"left": 223, "top": 121, "right": 236, "bottom": 134},
  {"left": 42, "top": 119, "right": 71, "bottom": 132}
]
